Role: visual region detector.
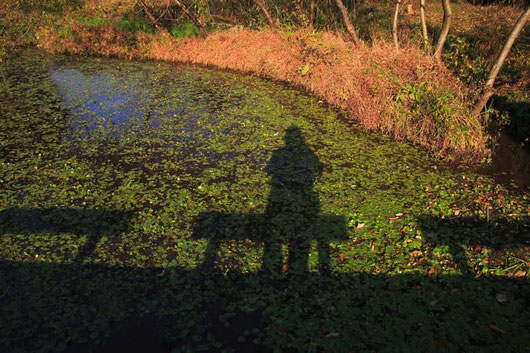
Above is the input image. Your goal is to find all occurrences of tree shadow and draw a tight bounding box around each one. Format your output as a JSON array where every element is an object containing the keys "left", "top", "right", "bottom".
[{"left": 193, "top": 125, "right": 347, "bottom": 274}]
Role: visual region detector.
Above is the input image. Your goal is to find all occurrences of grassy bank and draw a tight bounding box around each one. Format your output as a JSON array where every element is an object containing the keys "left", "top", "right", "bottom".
[{"left": 1, "top": 1, "right": 502, "bottom": 162}]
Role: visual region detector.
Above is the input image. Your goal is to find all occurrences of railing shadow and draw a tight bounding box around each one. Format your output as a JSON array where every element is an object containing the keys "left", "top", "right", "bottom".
[
  {"left": 419, "top": 215, "right": 530, "bottom": 274},
  {"left": 0, "top": 207, "right": 132, "bottom": 263}
]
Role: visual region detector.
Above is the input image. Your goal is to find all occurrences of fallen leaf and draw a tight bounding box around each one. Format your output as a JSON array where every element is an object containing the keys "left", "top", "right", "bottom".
[
  {"left": 410, "top": 250, "right": 423, "bottom": 258},
  {"left": 513, "top": 270, "right": 526, "bottom": 278},
  {"left": 488, "top": 323, "right": 505, "bottom": 334},
  {"left": 357, "top": 223, "right": 365, "bottom": 229},
  {"left": 428, "top": 268, "right": 438, "bottom": 275},
  {"left": 495, "top": 293, "right": 508, "bottom": 303}
]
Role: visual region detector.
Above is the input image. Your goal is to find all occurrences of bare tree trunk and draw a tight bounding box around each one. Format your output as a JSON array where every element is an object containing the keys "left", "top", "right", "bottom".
[
  {"left": 334, "top": 0, "right": 363, "bottom": 46},
  {"left": 434, "top": 0, "right": 452, "bottom": 62},
  {"left": 393, "top": 0, "right": 401, "bottom": 50},
  {"left": 352, "top": 0, "right": 360, "bottom": 20},
  {"left": 473, "top": 6, "right": 530, "bottom": 116},
  {"left": 171, "top": 0, "right": 209, "bottom": 38},
  {"left": 137, "top": 0, "right": 169, "bottom": 35},
  {"left": 254, "top": 0, "right": 276, "bottom": 28},
  {"left": 327, "top": 0, "right": 340, "bottom": 34},
  {"left": 420, "top": 0, "right": 428, "bottom": 44},
  {"left": 294, "top": 0, "right": 308, "bottom": 26},
  {"left": 310, "top": 0, "right": 316, "bottom": 29}
]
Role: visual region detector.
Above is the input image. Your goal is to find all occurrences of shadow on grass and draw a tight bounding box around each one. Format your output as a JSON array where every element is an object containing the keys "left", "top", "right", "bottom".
[
  {"left": 419, "top": 215, "right": 530, "bottom": 274},
  {"left": 1, "top": 127, "right": 529, "bottom": 353},
  {"left": 0, "top": 207, "right": 132, "bottom": 263},
  {"left": 1, "top": 261, "right": 529, "bottom": 353}
]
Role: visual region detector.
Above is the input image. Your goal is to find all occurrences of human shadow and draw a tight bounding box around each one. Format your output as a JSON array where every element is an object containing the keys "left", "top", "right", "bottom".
[
  {"left": 0, "top": 207, "right": 132, "bottom": 263},
  {"left": 192, "top": 125, "right": 347, "bottom": 274},
  {"left": 419, "top": 215, "right": 530, "bottom": 274}
]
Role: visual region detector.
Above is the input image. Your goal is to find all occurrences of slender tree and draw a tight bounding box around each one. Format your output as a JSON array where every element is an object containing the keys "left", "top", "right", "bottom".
[
  {"left": 334, "top": 0, "right": 363, "bottom": 46},
  {"left": 310, "top": 0, "right": 316, "bottom": 29},
  {"left": 393, "top": 0, "right": 402, "bottom": 50},
  {"left": 137, "top": 0, "right": 169, "bottom": 35},
  {"left": 434, "top": 0, "right": 452, "bottom": 62},
  {"left": 171, "top": 0, "right": 209, "bottom": 38},
  {"left": 420, "top": 0, "right": 428, "bottom": 44},
  {"left": 327, "top": 0, "right": 340, "bottom": 34},
  {"left": 254, "top": 0, "right": 276, "bottom": 28},
  {"left": 473, "top": 6, "right": 530, "bottom": 115},
  {"left": 294, "top": 0, "right": 309, "bottom": 26}
]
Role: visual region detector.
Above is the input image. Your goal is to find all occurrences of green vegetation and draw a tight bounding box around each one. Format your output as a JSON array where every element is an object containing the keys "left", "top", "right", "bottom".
[
  {"left": 171, "top": 22, "right": 200, "bottom": 38},
  {"left": 1, "top": 50, "right": 528, "bottom": 353},
  {"left": 0, "top": 1, "right": 529, "bottom": 351}
]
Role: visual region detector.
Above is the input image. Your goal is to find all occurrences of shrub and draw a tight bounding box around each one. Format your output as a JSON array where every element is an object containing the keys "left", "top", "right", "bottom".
[{"left": 171, "top": 23, "right": 200, "bottom": 38}]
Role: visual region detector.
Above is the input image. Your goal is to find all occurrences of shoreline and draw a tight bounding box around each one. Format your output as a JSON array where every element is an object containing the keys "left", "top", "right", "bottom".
[{"left": 7, "top": 24, "right": 487, "bottom": 162}]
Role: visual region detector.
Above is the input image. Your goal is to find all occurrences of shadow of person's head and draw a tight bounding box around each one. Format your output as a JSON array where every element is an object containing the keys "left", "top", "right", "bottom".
[{"left": 266, "top": 124, "right": 323, "bottom": 189}]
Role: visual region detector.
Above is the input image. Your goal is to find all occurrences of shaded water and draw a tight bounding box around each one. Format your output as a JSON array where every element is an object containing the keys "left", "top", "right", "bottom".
[{"left": 1, "top": 50, "right": 529, "bottom": 353}]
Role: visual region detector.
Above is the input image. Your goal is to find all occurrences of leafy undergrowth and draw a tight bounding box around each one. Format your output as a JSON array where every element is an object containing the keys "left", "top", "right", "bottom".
[{"left": 0, "top": 51, "right": 529, "bottom": 353}]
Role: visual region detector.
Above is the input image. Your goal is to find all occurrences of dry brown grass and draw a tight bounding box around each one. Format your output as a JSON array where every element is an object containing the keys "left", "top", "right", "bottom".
[{"left": 149, "top": 29, "right": 486, "bottom": 161}]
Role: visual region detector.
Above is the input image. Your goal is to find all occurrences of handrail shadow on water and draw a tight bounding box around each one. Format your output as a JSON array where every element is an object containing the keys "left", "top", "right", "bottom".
[{"left": 0, "top": 207, "right": 132, "bottom": 263}]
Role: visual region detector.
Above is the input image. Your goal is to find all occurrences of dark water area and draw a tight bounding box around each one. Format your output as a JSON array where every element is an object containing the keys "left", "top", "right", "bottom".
[
  {"left": 1, "top": 50, "right": 529, "bottom": 353},
  {"left": 488, "top": 133, "right": 530, "bottom": 190}
]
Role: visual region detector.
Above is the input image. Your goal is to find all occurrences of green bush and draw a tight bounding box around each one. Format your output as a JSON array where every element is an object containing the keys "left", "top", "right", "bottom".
[
  {"left": 117, "top": 14, "right": 155, "bottom": 34},
  {"left": 170, "top": 23, "right": 200, "bottom": 38}
]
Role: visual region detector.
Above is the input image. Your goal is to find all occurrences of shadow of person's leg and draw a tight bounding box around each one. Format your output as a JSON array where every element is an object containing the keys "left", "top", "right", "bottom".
[
  {"left": 73, "top": 232, "right": 101, "bottom": 264},
  {"left": 317, "top": 239, "right": 331, "bottom": 275},
  {"left": 288, "top": 236, "right": 310, "bottom": 274},
  {"left": 449, "top": 243, "right": 471, "bottom": 276}
]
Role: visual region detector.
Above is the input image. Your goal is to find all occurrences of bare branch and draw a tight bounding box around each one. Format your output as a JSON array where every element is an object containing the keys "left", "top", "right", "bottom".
[
  {"left": 473, "top": 6, "right": 530, "bottom": 115},
  {"left": 254, "top": 0, "right": 276, "bottom": 29},
  {"left": 393, "top": 0, "right": 402, "bottom": 50},
  {"left": 334, "top": 0, "right": 363, "bottom": 46},
  {"left": 137, "top": 0, "right": 169, "bottom": 35},
  {"left": 171, "top": 0, "right": 209, "bottom": 38},
  {"left": 420, "top": 0, "right": 428, "bottom": 44},
  {"left": 434, "top": 0, "right": 452, "bottom": 62}
]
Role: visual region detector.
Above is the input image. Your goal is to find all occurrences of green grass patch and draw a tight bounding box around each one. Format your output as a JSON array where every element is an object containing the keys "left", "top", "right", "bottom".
[{"left": 171, "top": 22, "right": 200, "bottom": 38}]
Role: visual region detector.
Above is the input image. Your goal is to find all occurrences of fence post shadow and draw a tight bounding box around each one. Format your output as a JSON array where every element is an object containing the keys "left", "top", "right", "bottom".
[{"left": 419, "top": 215, "right": 530, "bottom": 275}]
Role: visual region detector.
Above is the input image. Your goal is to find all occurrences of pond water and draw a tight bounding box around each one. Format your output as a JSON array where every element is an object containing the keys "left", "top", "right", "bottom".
[{"left": 1, "top": 50, "right": 529, "bottom": 353}]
